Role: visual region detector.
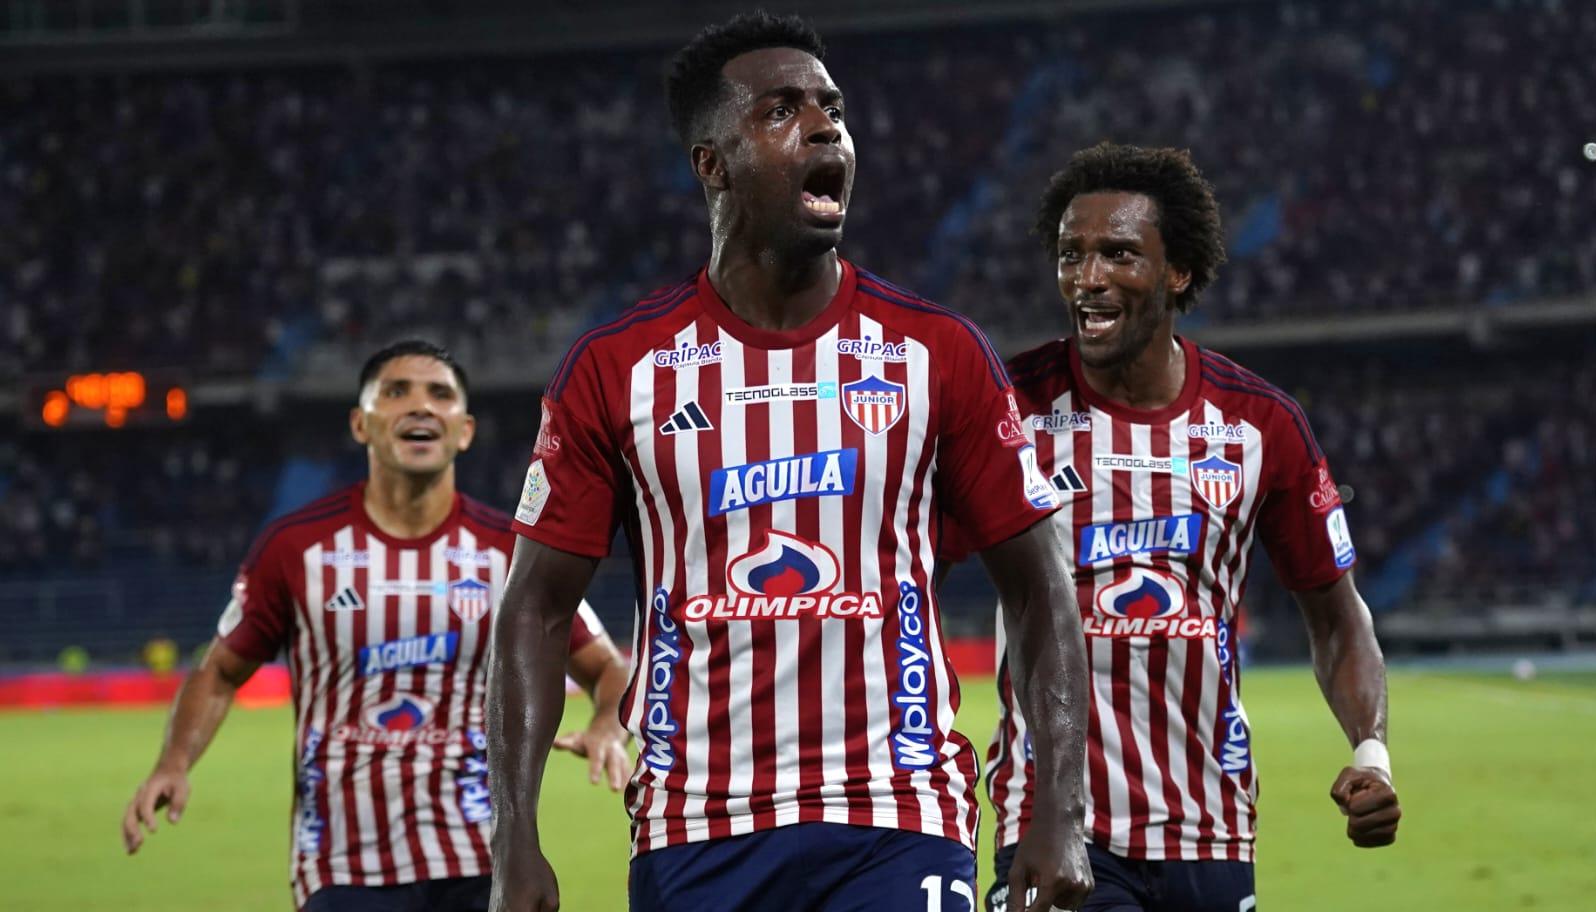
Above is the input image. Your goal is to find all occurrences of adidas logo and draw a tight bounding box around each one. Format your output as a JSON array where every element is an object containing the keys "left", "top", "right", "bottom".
[
  {"left": 323, "top": 587, "right": 365, "bottom": 612},
  {"left": 1050, "top": 465, "right": 1088, "bottom": 494},
  {"left": 659, "top": 401, "right": 713, "bottom": 436}
]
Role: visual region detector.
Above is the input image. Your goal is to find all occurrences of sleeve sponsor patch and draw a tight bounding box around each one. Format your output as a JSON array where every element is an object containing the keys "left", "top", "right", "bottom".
[
  {"left": 1326, "top": 506, "right": 1356, "bottom": 569},
  {"left": 515, "top": 459, "right": 552, "bottom": 527}
]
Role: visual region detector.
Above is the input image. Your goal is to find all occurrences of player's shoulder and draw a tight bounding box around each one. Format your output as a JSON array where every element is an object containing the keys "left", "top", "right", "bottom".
[
  {"left": 1004, "top": 338, "right": 1074, "bottom": 407},
  {"left": 851, "top": 265, "right": 1008, "bottom": 382},
  {"left": 457, "top": 493, "right": 516, "bottom": 549},
  {"left": 241, "top": 484, "right": 360, "bottom": 570},
  {"left": 1196, "top": 345, "right": 1324, "bottom": 458},
  {"left": 546, "top": 274, "right": 704, "bottom": 402}
]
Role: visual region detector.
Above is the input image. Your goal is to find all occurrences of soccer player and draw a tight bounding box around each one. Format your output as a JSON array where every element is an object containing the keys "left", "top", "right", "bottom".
[
  {"left": 959, "top": 144, "right": 1402, "bottom": 912},
  {"left": 488, "top": 13, "right": 1092, "bottom": 912},
  {"left": 121, "top": 340, "right": 631, "bottom": 912}
]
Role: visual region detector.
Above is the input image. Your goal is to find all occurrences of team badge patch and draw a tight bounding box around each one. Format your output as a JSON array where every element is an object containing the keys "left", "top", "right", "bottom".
[
  {"left": 842, "top": 375, "right": 906, "bottom": 435},
  {"left": 1190, "top": 454, "right": 1242, "bottom": 509},
  {"left": 448, "top": 578, "right": 492, "bottom": 623}
]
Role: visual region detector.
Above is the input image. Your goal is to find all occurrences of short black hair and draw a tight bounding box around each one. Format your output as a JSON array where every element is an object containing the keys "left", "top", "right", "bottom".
[
  {"left": 1036, "top": 142, "right": 1226, "bottom": 313},
  {"left": 357, "top": 339, "right": 469, "bottom": 400},
  {"left": 665, "top": 11, "right": 825, "bottom": 149}
]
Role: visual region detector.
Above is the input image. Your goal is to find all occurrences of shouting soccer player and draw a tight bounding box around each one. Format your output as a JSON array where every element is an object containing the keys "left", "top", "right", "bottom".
[
  {"left": 962, "top": 144, "right": 1402, "bottom": 912},
  {"left": 489, "top": 13, "right": 1092, "bottom": 912},
  {"left": 121, "top": 340, "right": 631, "bottom": 912}
]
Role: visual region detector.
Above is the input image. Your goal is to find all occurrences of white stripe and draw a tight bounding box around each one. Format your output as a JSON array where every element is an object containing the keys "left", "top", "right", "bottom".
[
  {"left": 323, "top": 527, "right": 360, "bottom": 879},
  {"left": 1194, "top": 401, "right": 1234, "bottom": 846},
  {"left": 815, "top": 325, "right": 853, "bottom": 823},
  {"left": 1088, "top": 412, "right": 1132, "bottom": 853},
  {"left": 718, "top": 336, "right": 755, "bottom": 835}
]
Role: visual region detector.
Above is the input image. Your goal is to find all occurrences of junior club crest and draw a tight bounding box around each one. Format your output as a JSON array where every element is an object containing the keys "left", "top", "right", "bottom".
[
  {"left": 448, "top": 578, "right": 492, "bottom": 623},
  {"left": 1190, "top": 454, "right": 1242, "bottom": 510},
  {"left": 842, "top": 375, "right": 906, "bottom": 436}
]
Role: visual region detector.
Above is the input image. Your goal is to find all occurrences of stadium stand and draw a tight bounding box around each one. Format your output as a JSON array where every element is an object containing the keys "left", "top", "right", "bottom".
[{"left": 3, "top": 0, "right": 1593, "bottom": 662}]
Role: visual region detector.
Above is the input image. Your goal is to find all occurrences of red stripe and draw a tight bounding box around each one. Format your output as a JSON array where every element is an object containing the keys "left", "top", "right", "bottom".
[
  {"left": 696, "top": 329, "right": 734, "bottom": 842},
  {"left": 364, "top": 544, "right": 400, "bottom": 879},
  {"left": 791, "top": 344, "right": 826, "bottom": 802},
  {"left": 838, "top": 313, "right": 873, "bottom": 828}
]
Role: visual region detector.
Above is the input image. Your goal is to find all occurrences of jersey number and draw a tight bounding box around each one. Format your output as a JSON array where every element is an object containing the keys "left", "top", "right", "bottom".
[{"left": 920, "top": 875, "right": 976, "bottom": 911}]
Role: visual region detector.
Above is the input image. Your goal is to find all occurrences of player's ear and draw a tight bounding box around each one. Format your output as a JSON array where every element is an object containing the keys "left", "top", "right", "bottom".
[
  {"left": 1168, "top": 263, "right": 1193, "bottom": 300},
  {"left": 349, "top": 406, "right": 369, "bottom": 446},
  {"left": 456, "top": 412, "right": 476, "bottom": 453},
  {"left": 692, "top": 141, "right": 729, "bottom": 192}
]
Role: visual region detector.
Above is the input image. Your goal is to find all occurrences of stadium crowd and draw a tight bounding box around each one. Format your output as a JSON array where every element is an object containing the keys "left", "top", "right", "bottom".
[
  {"left": 3, "top": 0, "right": 1594, "bottom": 379},
  {"left": 3, "top": 0, "right": 1594, "bottom": 654}
]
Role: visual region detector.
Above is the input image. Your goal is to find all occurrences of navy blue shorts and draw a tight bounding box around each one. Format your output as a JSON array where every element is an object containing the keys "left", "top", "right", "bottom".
[
  {"left": 630, "top": 822, "right": 977, "bottom": 912},
  {"left": 987, "top": 844, "right": 1254, "bottom": 912},
  {"left": 301, "top": 875, "right": 490, "bottom": 912}
]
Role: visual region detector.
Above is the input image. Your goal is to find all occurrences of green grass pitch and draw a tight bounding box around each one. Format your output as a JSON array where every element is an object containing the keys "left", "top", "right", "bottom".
[{"left": 2, "top": 667, "right": 1592, "bottom": 910}]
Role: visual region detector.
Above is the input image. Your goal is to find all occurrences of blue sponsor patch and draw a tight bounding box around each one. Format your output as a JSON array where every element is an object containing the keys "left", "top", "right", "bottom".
[
  {"left": 708, "top": 448, "right": 857, "bottom": 515},
  {"left": 1078, "top": 514, "right": 1204, "bottom": 563},
  {"left": 358, "top": 632, "right": 459, "bottom": 677},
  {"left": 890, "top": 581, "right": 937, "bottom": 770}
]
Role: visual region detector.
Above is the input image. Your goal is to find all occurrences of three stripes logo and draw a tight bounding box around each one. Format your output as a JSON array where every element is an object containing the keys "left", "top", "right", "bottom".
[
  {"left": 1050, "top": 464, "right": 1088, "bottom": 495},
  {"left": 659, "top": 401, "right": 713, "bottom": 436},
  {"left": 323, "top": 586, "right": 365, "bottom": 613}
]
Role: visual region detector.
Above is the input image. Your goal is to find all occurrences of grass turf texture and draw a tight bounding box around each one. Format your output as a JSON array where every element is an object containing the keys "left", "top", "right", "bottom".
[{"left": 2, "top": 668, "right": 1592, "bottom": 911}]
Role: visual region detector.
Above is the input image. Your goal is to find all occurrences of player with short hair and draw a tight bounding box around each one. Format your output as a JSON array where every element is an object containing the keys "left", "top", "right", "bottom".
[
  {"left": 122, "top": 339, "right": 631, "bottom": 912},
  {"left": 955, "top": 143, "right": 1402, "bottom": 912},
  {"left": 488, "top": 12, "right": 1092, "bottom": 912}
]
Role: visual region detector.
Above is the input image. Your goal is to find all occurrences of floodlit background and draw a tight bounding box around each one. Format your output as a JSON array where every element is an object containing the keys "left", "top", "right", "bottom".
[{"left": 1, "top": 1, "right": 1592, "bottom": 909}]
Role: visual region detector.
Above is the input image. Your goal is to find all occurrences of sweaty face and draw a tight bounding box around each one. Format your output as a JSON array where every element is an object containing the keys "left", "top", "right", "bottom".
[
  {"left": 714, "top": 47, "right": 855, "bottom": 255},
  {"left": 352, "top": 355, "right": 474, "bottom": 478},
  {"left": 1056, "top": 191, "right": 1188, "bottom": 370}
]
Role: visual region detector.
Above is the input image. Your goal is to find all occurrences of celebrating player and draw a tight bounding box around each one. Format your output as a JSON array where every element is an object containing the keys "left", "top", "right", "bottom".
[
  {"left": 488, "top": 13, "right": 1092, "bottom": 912},
  {"left": 961, "top": 144, "right": 1402, "bottom": 912},
  {"left": 121, "top": 340, "right": 631, "bottom": 912}
]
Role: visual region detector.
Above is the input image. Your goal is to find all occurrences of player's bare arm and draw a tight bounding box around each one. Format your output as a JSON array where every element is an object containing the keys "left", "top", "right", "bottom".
[
  {"left": 487, "top": 537, "right": 601, "bottom": 912},
  {"left": 121, "top": 637, "right": 259, "bottom": 854},
  {"left": 552, "top": 631, "right": 632, "bottom": 791},
  {"left": 1295, "top": 572, "right": 1401, "bottom": 847},
  {"left": 981, "top": 514, "right": 1093, "bottom": 912}
]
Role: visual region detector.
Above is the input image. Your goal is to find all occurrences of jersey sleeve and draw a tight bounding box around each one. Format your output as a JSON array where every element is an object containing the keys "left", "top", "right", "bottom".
[
  {"left": 935, "top": 325, "right": 1059, "bottom": 555},
  {"left": 1255, "top": 403, "right": 1357, "bottom": 591},
  {"left": 216, "top": 534, "right": 296, "bottom": 662},
  {"left": 569, "top": 598, "right": 606, "bottom": 653},
  {"left": 511, "top": 349, "right": 626, "bottom": 558}
]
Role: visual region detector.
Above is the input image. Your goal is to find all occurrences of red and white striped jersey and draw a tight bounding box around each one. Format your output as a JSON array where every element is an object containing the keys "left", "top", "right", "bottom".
[
  {"left": 217, "top": 483, "right": 603, "bottom": 907},
  {"left": 513, "top": 261, "right": 1057, "bottom": 856},
  {"left": 973, "top": 338, "right": 1355, "bottom": 863}
]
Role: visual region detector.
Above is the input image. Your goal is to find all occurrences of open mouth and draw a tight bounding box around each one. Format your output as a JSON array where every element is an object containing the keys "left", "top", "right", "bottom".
[
  {"left": 398, "top": 426, "right": 442, "bottom": 443},
  {"left": 800, "top": 158, "right": 848, "bottom": 219},
  {"left": 1075, "top": 301, "right": 1123, "bottom": 341}
]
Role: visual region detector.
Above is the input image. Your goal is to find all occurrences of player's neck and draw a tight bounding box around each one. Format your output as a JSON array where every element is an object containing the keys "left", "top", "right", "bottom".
[
  {"left": 363, "top": 466, "right": 456, "bottom": 540},
  {"left": 707, "top": 242, "right": 840, "bottom": 331},
  {"left": 1080, "top": 334, "right": 1186, "bottom": 412}
]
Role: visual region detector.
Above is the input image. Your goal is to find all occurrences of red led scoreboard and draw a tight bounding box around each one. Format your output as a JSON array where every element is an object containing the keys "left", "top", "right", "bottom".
[{"left": 22, "top": 371, "right": 190, "bottom": 429}]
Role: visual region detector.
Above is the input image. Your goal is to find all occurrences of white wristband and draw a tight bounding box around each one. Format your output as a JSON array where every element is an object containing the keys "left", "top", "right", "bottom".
[{"left": 1352, "top": 739, "right": 1391, "bottom": 778}]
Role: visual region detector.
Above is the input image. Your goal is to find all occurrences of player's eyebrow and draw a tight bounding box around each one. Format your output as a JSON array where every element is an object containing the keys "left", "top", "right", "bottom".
[{"left": 755, "top": 85, "right": 844, "bottom": 106}]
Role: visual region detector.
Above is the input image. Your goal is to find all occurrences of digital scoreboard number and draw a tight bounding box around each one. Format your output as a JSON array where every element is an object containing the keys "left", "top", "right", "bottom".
[{"left": 23, "top": 371, "right": 190, "bottom": 429}]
